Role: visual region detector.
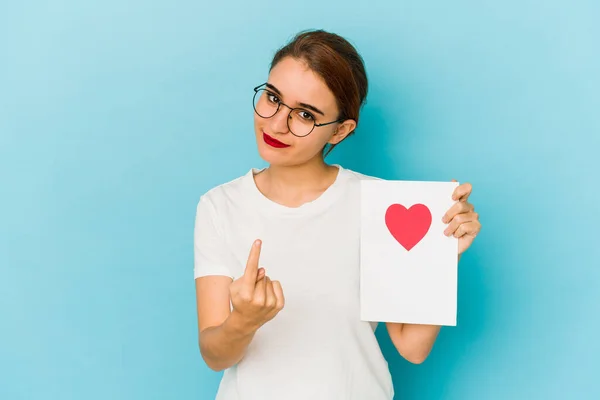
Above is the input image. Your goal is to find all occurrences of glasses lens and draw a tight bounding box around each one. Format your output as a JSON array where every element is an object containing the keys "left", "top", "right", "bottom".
[
  {"left": 252, "top": 88, "right": 316, "bottom": 137},
  {"left": 288, "top": 109, "right": 315, "bottom": 137},
  {"left": 253, "top": 89, "right": 278, "bottom": 118}
]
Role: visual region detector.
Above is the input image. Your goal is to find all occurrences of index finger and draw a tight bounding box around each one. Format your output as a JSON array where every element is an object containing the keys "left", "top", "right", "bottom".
[
  {"left": 442, "top": 200, "right": 469, "bottom": 222},
  {"left": 243, "top": 240, "right": 262, "bottom": 283},
  {"left": 452, "top": 181, "right": 472, "bottom": 201}
]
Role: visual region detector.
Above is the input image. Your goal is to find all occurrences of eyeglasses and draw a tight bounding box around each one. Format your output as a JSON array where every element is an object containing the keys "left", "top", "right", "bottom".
[{"left": 252, "top": 83, "right": 343, "bottom": 137}]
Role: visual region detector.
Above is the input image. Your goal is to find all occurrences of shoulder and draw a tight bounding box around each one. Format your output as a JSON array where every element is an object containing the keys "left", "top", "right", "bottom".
[
  {"left": 196, "top": 169, "right": 254, "bottom": 214},
  {"left": 342, "top": 167, "right": 384, "bottom": 182}
]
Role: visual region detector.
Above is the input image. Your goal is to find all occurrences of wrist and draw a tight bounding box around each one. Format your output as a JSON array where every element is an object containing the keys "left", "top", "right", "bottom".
[{"left": 226, "top": 309, "right": 259, "bottom": 337}]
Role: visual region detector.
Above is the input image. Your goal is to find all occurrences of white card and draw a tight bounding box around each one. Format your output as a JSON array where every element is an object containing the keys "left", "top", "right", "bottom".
[{"left": 360, "top": 180, "right": 460, "bottom": 326}]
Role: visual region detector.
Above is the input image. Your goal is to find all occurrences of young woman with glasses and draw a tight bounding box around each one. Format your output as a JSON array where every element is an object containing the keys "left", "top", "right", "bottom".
[{"left": 194, "top": 30, "right": 482, "bottom": 400}]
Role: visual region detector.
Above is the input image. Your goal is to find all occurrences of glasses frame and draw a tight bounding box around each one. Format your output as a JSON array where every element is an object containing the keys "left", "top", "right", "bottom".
[{"left": 252, "top": 83, "right": 344, "bottom": 137}]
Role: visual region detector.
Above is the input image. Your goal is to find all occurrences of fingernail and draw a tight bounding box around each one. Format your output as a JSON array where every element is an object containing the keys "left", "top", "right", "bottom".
[{"left": 254, "top": 240, "right": 261, "bottom": 247}]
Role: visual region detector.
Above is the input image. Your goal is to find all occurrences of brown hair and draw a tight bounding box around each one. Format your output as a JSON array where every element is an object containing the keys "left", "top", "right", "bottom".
[{"left": 270, "top": 29, "right": 368, "bottom": 155}]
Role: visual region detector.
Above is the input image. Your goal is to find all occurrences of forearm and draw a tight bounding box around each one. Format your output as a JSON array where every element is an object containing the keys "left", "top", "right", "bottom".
[
  {"left": 199, "top": 311, "right": 257, "bottom": 371},
  {"left": 388, "top": 255, "right": 462, "bottom": 363},
  {"left": 393, "top": 323, "right": 441, "bottom": 364}
]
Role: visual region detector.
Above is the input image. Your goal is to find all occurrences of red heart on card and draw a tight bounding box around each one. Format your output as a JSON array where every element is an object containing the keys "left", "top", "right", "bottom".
[{"left": 385, "top": 204, "right": 432, "bottom": 251}]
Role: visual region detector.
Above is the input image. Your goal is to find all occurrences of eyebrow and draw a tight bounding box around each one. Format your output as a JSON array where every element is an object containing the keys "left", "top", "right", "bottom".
[{"left": 265, "top": 83, "right": 326, "bottom": 116}]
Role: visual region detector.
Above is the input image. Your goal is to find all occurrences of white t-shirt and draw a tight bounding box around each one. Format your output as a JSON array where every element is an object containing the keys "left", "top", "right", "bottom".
[{"left": 193, "top": 165, "right": 394, "bottom": 400}]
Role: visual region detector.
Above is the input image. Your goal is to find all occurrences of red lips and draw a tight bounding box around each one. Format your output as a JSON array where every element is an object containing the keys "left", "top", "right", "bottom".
[{"left": 263, "top": 132, "right": 290, "bottom": 148}]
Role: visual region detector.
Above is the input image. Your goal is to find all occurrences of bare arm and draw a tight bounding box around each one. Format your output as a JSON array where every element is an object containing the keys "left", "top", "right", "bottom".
[
  {"left": 386, "top": 254, "right": 462, "bottom": 364},
  {"left": 386, "top": 322, "right": 441, "bottom": 364},
  {"left": 196, "top": 276, "right": 258, "bottom": 371},
  {"left": 195, "top": 240, "right": 284, "bottom": 371}
]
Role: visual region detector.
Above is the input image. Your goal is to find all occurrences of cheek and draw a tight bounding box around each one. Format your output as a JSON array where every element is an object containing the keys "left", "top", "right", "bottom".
[
  {"left": 253, "top": 115, "right": 262, "bottom": 130},
  {"left": 310, "top": 129, "right": 334, "bottom": 147},
  {"left": 254, "top": 118, "right": 268, "bottom": 141},
  {"left": 293, "top": 131, "right": 331, "bottom": 154}
]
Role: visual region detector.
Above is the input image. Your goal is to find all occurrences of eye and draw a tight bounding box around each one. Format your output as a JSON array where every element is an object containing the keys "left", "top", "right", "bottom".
[
  {"left": 297, "top": 110, "right": 315, "bottom": 121},
  {"left": 266, "top": 92, "right": 280, "bottom": 104}
]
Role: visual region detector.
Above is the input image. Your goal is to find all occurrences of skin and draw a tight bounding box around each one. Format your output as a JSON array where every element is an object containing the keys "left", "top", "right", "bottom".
[
  {"left": 252, "top": 56, "right": 356, "bottom": 207},
  {"left": 195, "top": 56, "right": 482, "bottom": 370}
]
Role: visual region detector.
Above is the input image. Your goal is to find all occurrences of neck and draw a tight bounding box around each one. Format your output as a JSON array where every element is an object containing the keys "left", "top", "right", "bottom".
[
  {"left": 255, "top": 156, "right": 339, "bottom": 207},
  {"left": 266, "top": 157, "right": 332, "bottom": 187}
]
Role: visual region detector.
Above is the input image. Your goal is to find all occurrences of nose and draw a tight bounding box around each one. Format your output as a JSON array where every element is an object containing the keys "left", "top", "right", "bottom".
[{"left": 268, "top": 105, "right": 291, "bottom": 134}]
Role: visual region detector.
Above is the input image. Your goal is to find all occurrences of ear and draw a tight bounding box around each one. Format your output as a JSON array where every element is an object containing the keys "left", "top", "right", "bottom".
[{"left": 327, "top": 119, "right": 357, "bottom": 145}]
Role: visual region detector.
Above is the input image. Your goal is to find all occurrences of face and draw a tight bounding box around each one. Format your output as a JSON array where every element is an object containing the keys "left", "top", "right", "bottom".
[{"left": 253, "top": 56, "right": 356, "bottom": 167}]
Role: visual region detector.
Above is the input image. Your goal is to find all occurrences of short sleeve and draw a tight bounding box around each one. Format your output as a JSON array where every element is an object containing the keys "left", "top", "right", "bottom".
[{"left": 193, "top": 195, "right": 236, "bottom": 280}]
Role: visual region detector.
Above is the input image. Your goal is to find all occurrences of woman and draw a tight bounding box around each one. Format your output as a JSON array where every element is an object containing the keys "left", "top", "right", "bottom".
[{"left": 194, "top": 29, "right": 481, "bottom": 400}]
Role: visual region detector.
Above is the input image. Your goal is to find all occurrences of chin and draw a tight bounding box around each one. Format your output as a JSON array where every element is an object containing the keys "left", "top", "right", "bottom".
[{"left": 256, "top": 143, "right": 295, "bottom": 167}]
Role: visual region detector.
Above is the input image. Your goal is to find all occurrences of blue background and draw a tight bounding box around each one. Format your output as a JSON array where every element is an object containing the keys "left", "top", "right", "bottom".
[{"left": 1, "top": 1, "right": 599, "bottom": 399}]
